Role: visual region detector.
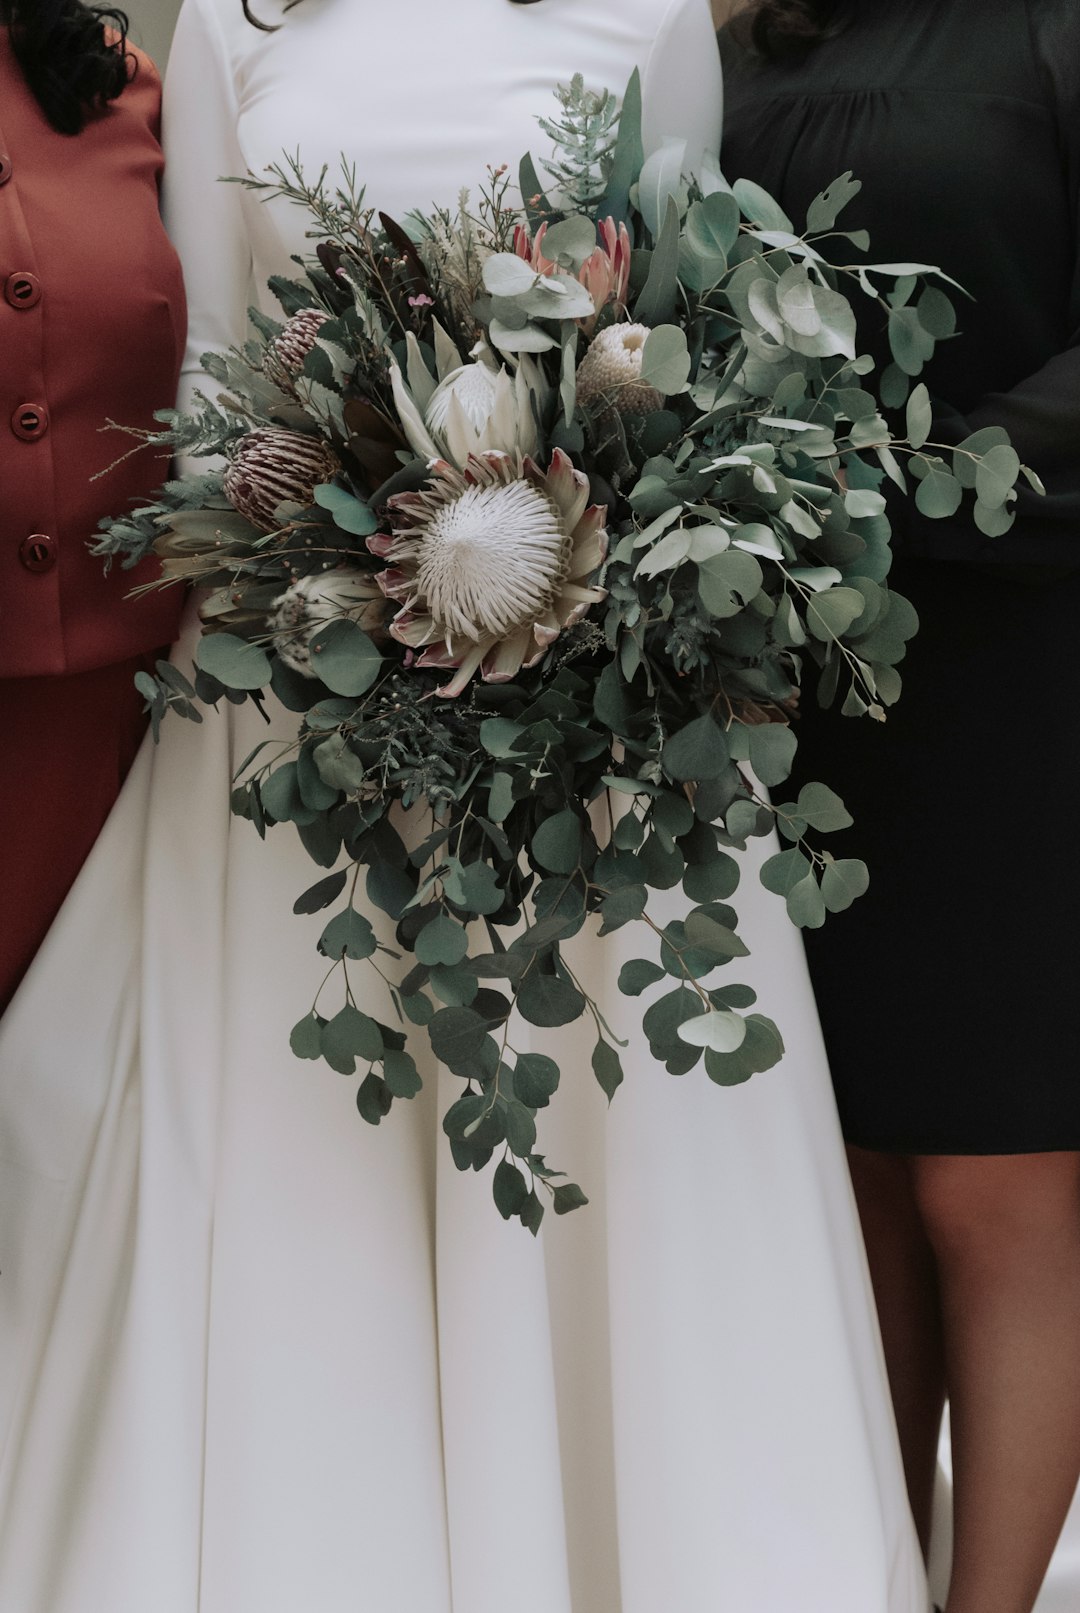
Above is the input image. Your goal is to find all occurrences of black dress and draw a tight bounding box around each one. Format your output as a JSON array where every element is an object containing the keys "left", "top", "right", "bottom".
[{"left": 719, "top": 0, "right": 1080, "bottom": 1153}]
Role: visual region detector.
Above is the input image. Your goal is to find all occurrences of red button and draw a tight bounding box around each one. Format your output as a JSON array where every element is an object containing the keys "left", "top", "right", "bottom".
[
  {"left": 5, "top": 272, "right": 41, "bottom": 309},
  {"left": 0, "top": 156, "right": 11, "bottom": 186},
  {"left": 11, "top": 402, "right": 48, "bottom": 441},
  {"left": 19, "top": 534, "right": 56, "bottom": 573}
]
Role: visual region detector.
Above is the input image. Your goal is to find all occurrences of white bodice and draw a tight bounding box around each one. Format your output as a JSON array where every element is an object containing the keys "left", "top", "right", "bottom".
[{"left": 162, "top": 0, "right": 723, "bottom": 401}]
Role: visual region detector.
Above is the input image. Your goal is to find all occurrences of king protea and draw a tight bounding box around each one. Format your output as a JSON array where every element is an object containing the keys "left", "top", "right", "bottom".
[{"left": 368, "top": 449, "right": 608, "bottom": 697}]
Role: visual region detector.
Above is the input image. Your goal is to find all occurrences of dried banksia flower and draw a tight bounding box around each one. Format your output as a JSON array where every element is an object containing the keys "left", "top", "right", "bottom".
[
  {"left": 222, "top": 427, "right": 340, "bottom": 532},
  {"left": 576, "top": 322, "right": 662, "bottom": 418},
  {"left": 263, "top": 308, "right": 330, "bottom": 392}
]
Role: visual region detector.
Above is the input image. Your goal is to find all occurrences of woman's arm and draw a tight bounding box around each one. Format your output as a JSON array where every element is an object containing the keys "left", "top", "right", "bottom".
[
  {"left": 161, "top": 0, "right": 252, "bottom": 419},
  {"left": 641, "top": 0, "right": 724, "bottom": 165}
]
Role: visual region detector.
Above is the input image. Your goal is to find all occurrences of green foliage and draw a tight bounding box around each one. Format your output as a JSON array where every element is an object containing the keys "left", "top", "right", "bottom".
[{"left": 95, "top": 74, "right": 1041, "bottom": 1230}]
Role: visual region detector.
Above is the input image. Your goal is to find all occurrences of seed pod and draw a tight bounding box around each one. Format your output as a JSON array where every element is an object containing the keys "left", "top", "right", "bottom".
[{"left": 222, "top": 427, "right": 340, "bottom": 531}]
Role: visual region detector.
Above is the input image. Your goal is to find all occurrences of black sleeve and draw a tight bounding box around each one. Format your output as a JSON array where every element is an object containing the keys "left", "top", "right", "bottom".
[{"left": 895, "top": 0, "right": 1080, "bottom": 570}]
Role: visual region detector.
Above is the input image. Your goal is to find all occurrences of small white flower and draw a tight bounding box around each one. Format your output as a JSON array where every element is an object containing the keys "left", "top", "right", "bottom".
[{"left": 576, "top": 322, "right": 663, "bottom": 418}]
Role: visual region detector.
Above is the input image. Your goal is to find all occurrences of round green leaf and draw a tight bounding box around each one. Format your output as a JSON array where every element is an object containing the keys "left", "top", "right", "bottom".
[
  {"left": 662, "top": 715, "right": 729, "bottom": 783},
  {"left": 795, "top": 782, "right": 853, "bottom": 833},
  {"left": 308, "top": 618, "right": 383, "bottom": 697},
  {"left": 479, "top": 717, "right": 524, "bottom": 758},
  {"left": 356, "top": 1071, "right": 393, "bottom": 1125},
  {"left": 704, "top": 1014, "right": 785, "bottom": 1086},
  {"left": 914, "top": 465, "right": 963, "bottom": 519},
  {"left": 640, "top": 325, "right": 691, "bottom": 396},
  {"left": 974, "top": 444, "right": 1021, "bottom": 510},
  {"left": 973, "top": 499, "right": 1015, "bottom": 538},
  {"left": 760, "top": 848, "right": 812, "bottom": 897},
  {"left": 483, "top": 253, "right": 540, "bottom": 297},
  {"left": 806, "top": 587, "right": 866, "bottom": 641},
  {"left": 677, "top": 1009, "right": 747, "bottom": 1052},
  {"left": 786, "top": 873, "right": 827, "bottom": 929},
  {"left": 503, "top": 1100, "right": 537, "bottom": 1156},
  {"left": 516, "top": 972, "right": 586, "bottom": 1028},
  {"left": 289, "top": 1013, "right": 325, "bottom": 1061},
  {"left": 821, "top": 858, "right": 870, "bottom": 914},
  {"left": 683, "top": 911, "right": 749, "bottom": 959},
  {"left": 313, "top": 483, "right": 378, "bottom": 535},
  {"left": 318, "top": 907, "right": 377, "bottom": 960},
  {"left": 747, "top": 723, "right": 797, "bottom": 788},
  {"left": 428, "top": 1007, "right": 491, "bottom": 1074},
  {"left": 552, "top": 1182, "right": 589, "bottom": 1215},
  {"left": 321, "top": 1005, "right": 383, "bottom": 1073},
  {"left": 454, "top": 861, "right": 504, "bottom": 916},
  {"left": 415, "top": 915, "right": 469, "bottom": 967},
  {"left": 513, "top": 1052, "right": 561, "bottom": 1108},
  {"left": 493, "top": 1158, "right": 529, "bottom": 1219},
  {"left": 195, "top": 631, "right": 272, "bottom": 691},
  {"left": 618, "top": 958, "right": 666, "bottom": 997},
  {"left": 312, "top": 734, "right": 366, "bottom": 794},
  {"left": 366, "top": 861, "right": 416, "bottom": 920},
  {"left": 532, "top": 809, "right": 583, "bottom": 875},
  {"left": 382, "top": 1048, "right": 422, "bottom": 1098}
]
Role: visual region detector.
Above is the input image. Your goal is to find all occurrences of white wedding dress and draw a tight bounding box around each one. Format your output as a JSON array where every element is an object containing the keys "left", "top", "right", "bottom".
[{"left": 0, "top": 2, "right": 928, "bottom": 1609}]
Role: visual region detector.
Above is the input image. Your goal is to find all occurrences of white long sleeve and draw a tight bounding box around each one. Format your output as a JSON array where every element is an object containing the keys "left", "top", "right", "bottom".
[
  {"left": 161, "top": 0, "right": 252, "bottom": 410},
  {"left": 642, "top": 0, "right": 724, "bottom": 168},
  {"left": 161, "top": 0, "right": 723, "bottom": 417}
]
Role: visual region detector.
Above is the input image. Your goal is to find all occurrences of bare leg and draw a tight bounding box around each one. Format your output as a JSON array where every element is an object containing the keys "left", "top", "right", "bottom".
[
  {"left": 912, "top": 1152, "right": 1080, "bottom": 1613},
  {"left": 847, "top": 1144, "right": 947, "bottom": 1555}
]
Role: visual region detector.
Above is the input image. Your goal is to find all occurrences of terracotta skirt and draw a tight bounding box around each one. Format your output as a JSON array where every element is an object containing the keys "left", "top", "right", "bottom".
[{"left": 0, "top": 653, "right": 155, "bottom": 1010}]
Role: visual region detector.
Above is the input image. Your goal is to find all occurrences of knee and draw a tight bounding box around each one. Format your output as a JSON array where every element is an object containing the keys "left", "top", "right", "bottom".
[{"left": 911, "top": 1153, "right": 1080, "bottom": 1268}]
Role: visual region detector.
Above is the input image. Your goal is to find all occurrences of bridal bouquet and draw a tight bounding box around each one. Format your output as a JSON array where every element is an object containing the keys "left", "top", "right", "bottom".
[{"left": 97, "top": 76, "right": 1036, "bottom": 1228}]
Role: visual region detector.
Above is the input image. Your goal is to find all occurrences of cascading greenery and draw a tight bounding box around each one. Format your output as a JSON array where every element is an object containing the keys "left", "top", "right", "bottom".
[{"left": 95, "top": 75, "right": 1039, "bottom": 1230}]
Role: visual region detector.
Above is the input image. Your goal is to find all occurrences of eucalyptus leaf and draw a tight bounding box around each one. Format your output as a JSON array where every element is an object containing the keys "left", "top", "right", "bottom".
[
  {"left": 195, "top": 632, "right": 271, "bottom": 691},
  {"left": 677, "top": 1009, "right": 747, "bottom": 1052},
  {"left": 308, "top": 618, "right": 382, "bottom": 697},
  {"left": 640, "top": 326, "right": 691, "bottom": 395},
  {"left": 591, "top": 1039, "right": 624, "bottom": 1102}
]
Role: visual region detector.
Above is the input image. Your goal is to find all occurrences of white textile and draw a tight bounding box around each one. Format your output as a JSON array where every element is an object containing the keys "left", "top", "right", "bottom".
[{"left": 0, "top": 2, "right": 927, "bottom": 1608}]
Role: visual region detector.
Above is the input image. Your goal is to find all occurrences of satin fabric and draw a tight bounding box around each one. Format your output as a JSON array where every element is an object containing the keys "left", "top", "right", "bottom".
[{"left": 0, "top": 2, "right": 927, "bottom": 1607}]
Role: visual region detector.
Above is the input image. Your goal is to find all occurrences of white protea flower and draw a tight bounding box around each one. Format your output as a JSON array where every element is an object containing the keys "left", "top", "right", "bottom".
[
  {"left": 390, "top": 348, "right": 546, "bottom": 469},
  {"left": 267, "top": 567, "right": 387, "bottom": 677},
  {"left": 368, "top": 449, "right": 608, "bottom": 698},
  {"left": 576, "top": 322, "right": 663, "bottom": 418}
]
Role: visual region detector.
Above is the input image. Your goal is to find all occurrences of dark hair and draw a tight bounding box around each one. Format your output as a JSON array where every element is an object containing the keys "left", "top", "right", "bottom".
[
  {"left": 1, "top": 0, "right": 133, "bottom": 135},
  {"left": 743, "top": 0, "right": 849, "bottom": 59}
]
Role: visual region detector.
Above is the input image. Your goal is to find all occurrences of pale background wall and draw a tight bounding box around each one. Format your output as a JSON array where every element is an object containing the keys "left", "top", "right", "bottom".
[{"left": 124, "top": 0, "right": 184, "bottom": 69}]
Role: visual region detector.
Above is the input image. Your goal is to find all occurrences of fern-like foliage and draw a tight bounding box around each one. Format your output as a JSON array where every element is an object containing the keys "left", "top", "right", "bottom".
[
  {"left": 92, "top": 465, "right": 228, "bottom": 570},
  {"left": 538, "top": 74, "right": 620, "bottom": 212}
]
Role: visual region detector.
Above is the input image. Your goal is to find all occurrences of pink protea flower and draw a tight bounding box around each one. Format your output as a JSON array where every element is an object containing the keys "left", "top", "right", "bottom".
[
  {"left": 368, "top": 449, "right": 608, "bottom": 698},
  {"left": 513, "top": 216, "right": 632, "bottom": 333}
]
